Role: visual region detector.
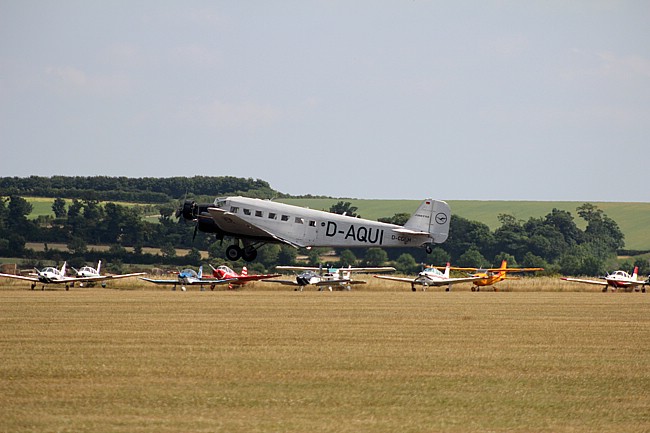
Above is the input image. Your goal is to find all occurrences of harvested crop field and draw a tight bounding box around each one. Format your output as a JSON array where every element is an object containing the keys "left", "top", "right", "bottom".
[{"left": 1, "top": 287, "right": 649, "bottom": 432}]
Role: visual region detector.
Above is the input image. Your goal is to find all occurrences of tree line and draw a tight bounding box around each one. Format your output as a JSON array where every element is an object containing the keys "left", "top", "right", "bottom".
[{"left": 0, "top": 176, "right": 278, "bottom": 203}]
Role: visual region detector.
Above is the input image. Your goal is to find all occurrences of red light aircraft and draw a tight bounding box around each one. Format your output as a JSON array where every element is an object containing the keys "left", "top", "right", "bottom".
[
  {"left": 210, "top": 264, "right": 281, "bottom": 289},
  {"left": 561, "top": 267, "right": 648, "bottom": 292}
]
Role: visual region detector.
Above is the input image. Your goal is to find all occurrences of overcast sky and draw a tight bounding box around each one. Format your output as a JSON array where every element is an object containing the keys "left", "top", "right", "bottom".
[{"left": 1, "top": 1, "right": 649, "bottom": 201}]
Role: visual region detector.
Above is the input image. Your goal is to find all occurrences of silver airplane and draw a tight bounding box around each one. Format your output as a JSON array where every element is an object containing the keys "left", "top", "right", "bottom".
[{"left": 178, "top": 196, "right": 450, "bottom": 261}]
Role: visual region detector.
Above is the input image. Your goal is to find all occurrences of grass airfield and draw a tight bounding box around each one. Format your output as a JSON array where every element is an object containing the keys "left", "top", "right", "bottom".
[{"left": 1, "top": 281, "right": 649, "bottom": 433}]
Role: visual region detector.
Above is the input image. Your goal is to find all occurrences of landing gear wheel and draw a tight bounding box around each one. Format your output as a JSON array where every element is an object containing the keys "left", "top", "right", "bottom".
[
  {"left": 241, "top": 248, "right": 258, "bottom": 262},
  {"left": 425, "top": 245, "right": 433, "bottom": 254},
  {"left": 226, "top": 245, "right": 242, "bottom": 261}
]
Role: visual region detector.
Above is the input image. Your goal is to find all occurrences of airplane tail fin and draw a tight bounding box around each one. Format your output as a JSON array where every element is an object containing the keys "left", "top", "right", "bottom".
[
  {"left": 242, "top": 266, "right": 248, "bottom": 277},
  {"left": 97, "top": 260, "right": 102, "bottom": 274},
  {"left": 403, "top": 199, "right": 451, "bottom": 243},
  {"left": 443, "top": 262, "right": 451, "bottom": 278},
  {"left": 633, "top": 266, "right": 639, "bottom": 280},
  {"left": 198, "top": 265, "right": 203, "bottom": 279},
  {"left": 61, "top": 261, "right": 67, "bottom": 276}
]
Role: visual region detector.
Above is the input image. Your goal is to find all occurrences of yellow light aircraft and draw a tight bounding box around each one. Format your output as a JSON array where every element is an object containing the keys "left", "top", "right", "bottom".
[{"left": 437, "top": 260, "right": 544, "bottom": 291}]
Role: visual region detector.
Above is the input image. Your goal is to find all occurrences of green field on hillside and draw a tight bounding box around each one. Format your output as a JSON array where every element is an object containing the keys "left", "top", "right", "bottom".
[{"left": 279, "top": 198, "right": 650, "bottom": 251}]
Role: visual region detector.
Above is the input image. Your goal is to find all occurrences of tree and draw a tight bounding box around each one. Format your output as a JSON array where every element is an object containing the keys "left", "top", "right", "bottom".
[
  {"left": 457, "top": 247, "right": 488, "bottom": 268},
  {"left": 330, "top": 201, "right": 359, "bottom": 218},
  {"left": 364, "top": 248, "right": 388, "bottom": 266},
  {"left": 378, "top": 213, "right": 410, "bottom": 226},
  {"left": 185, "top": 248, "right": 202, "bottom": 266},
  {"left": 338, "top": 250, "right": 357, "bottom": 267},
  {"left": 52, "top": 197, "right": 67, "bottom": 218},
  {"left": 161, "top": 243, "right": 176, "bottom": 258},
  {"left": 395, "top": 253, "right": 419, "bottom": 274}
]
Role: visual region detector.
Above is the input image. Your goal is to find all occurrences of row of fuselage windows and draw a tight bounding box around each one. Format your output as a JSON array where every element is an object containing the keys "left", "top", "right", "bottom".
[{"left": 230, "top": 206, "right": 317, "bottom": 227}]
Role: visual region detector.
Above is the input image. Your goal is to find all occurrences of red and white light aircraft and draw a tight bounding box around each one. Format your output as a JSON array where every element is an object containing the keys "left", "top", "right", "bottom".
[
  {"left": 209, "top": 265, "right": 281, "bottom": 289},
  {"left": 562, "top": 267, "right": 648, "bottom": 292}
]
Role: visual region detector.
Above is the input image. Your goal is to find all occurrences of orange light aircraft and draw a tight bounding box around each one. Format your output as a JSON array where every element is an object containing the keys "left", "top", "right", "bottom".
[{"left": 437, "top": 260, "right": 544, "bottom": 291}]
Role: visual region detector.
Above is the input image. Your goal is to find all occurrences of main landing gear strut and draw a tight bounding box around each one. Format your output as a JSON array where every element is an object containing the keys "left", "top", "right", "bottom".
[{"left": 225, "top": 241, "right": 265, "bottom": 262}]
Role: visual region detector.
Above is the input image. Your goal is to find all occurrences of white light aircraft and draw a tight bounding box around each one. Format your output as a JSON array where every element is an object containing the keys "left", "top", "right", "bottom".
[
  {"left": 140, "top": 266, "right": 234, "bottom": 291},
  {"left": 562, "top": 267, "right": 648, "bottom": 292},
  {"left": 70, "top": 260, "right": 145, "bottom": 287},
  {"left": 374, "top": 263, "right": 482, "bottom": 291},
  {"left": 266, "top": 265, "right": 396, "bottom": 291},
  {"left": 178, "top": 196, "right": 450, "bottom": 262},
  {"left": 0, "top": 261, "right": 145, "bottom": 290}
]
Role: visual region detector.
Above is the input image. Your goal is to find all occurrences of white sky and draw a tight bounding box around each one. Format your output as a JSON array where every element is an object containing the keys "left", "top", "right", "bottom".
[{"left": 1, "top": 1, "right": 649, "bottom": 201}]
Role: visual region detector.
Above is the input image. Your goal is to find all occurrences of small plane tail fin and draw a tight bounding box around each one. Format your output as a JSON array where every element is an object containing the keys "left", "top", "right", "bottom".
[
  {"left": 633, "top": 266, "right": 639, "bottom": 280},
  {"left": 403, "top": 199, "right": 450, "bottom": 243},
  {"left": 443, "top": 262, "right": 451, "bottom": 278},
  {"left": 198, "top": 265, "right": 203, "bottom": 279},
  {"left": 97, "top": 260, "right": 102, "bottom": 274},
  {"left": 61, "top": 261, "right": 67, "bottom": 276},
  {"left": 242, "top": 266, "right": 248, "bottom": 276}
]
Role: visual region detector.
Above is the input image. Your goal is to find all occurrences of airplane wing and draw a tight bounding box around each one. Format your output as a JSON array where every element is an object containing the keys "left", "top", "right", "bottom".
[
  {"left": 495, "top": 268, "right": 544, "bottom": 273},
  {"left": 139, "top": 277, "right": 234, "bottom": 286},
  {"left": 560, "top": 277, "right": 608, "bottom": 286},
  {"left": 234, "top": 274, "right": 282, "bottom": 283},
  {"left": 374, "top": 274, "right": 482, "bottom": 286},
  {"left": 261, "top": 279, "right": 301, "bottom": 286},
  {"left": 0, "top": 273, "right": 39, "bottom": 283},
  {"left": 207, "top": 208, "right": 306, "bottom": 248},
  {"left": 313, "top": 279, "right": 366, "bottom": 287},
  {"left": 374, "top": 275, "right": 417, "bottom": 284},
  {"left": 74, "top": 272, "right": 146, "bottom": 282},
  {"left": 340, "top": 267, "right": 396, "bottom": 273}
]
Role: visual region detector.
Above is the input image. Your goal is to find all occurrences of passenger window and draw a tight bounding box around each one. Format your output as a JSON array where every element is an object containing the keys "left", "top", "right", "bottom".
[
  {"left": 243, "top": 209, "right": 251, "bottom": 215},
  {"left": 268, "top": 213, "right": 277, "bottom": 219},
  {"left": 294, "top": 217, "right": 304, "bottom": 224},
  {"left": 281, "top": 215, "right": 289, "bottom": 222},
  {"left": 255, "top": 210, "right": 263, "bottom": 217},
  {"left": 309, "top": 221, "right": 316, "bottom": 227},
  {"left": 230, "top": 206, "right": 239, "bottom": 213}
]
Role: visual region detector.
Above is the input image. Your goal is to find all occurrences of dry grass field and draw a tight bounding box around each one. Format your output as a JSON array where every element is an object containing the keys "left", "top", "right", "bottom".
[{"left": 1, "top": 279, "right": 649, "bottom": 433}]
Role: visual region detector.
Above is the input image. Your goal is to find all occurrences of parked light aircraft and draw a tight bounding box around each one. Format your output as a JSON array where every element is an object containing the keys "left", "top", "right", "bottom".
[
  {"left": 443, "top": 260, "right": 544, "bottom": 291},
  {"left": 266, "top": 265, "right": 396, "bottom": 291},
  {"left": 374, "top": 263, "right": 483, "bottom": 291},
  {"left": 177, "top": 196, "right": 450, "bottom": 262},
  {"left": 561, "top": 267, "right": 648, "bottom": 292},
  {"left": 70, "top": 260, "right": 145, "bottom": 287},
  {"left": 209, "top": 264, "right": 281, "bottom": 289},
  {"left": 0, "top": 261, "right": 145, "bottom": 290},
  {"left": 140, "top": 266, "right": 233, "bottom": 291}
]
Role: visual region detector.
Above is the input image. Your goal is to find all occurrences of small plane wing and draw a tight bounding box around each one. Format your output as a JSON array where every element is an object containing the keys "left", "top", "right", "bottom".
[
  {"left": 560, "top": 277, "right": 608, "bottom": 286},
  {"left": 313, "top": 279, "right": 366, "bottom": 287},
  {"left": 139, "top": 277, "right": 235, "bottom": 286},
  {"left": 374, "top": 275, "right": 418, "bottom": 284},
  {"left": 374, "top": 274, "right": 482, "bottom": 286},
  {"left": 207, "top": 207, "right": 306, "bottom": 248},
  {"left": 74, "top": 272, "right": 146, "bottom": 282},
  {"left": 234, "top": 274, "right": 281, "bottom": 283},
  {"left": 261, "top": 279, "right": 301, "bottom": 286},
  {"left": 277, "top": 266, "right": 395, "bottom": 273},
  {"left": 0, "top": 273, "right": 39, "bottom": 283}
]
